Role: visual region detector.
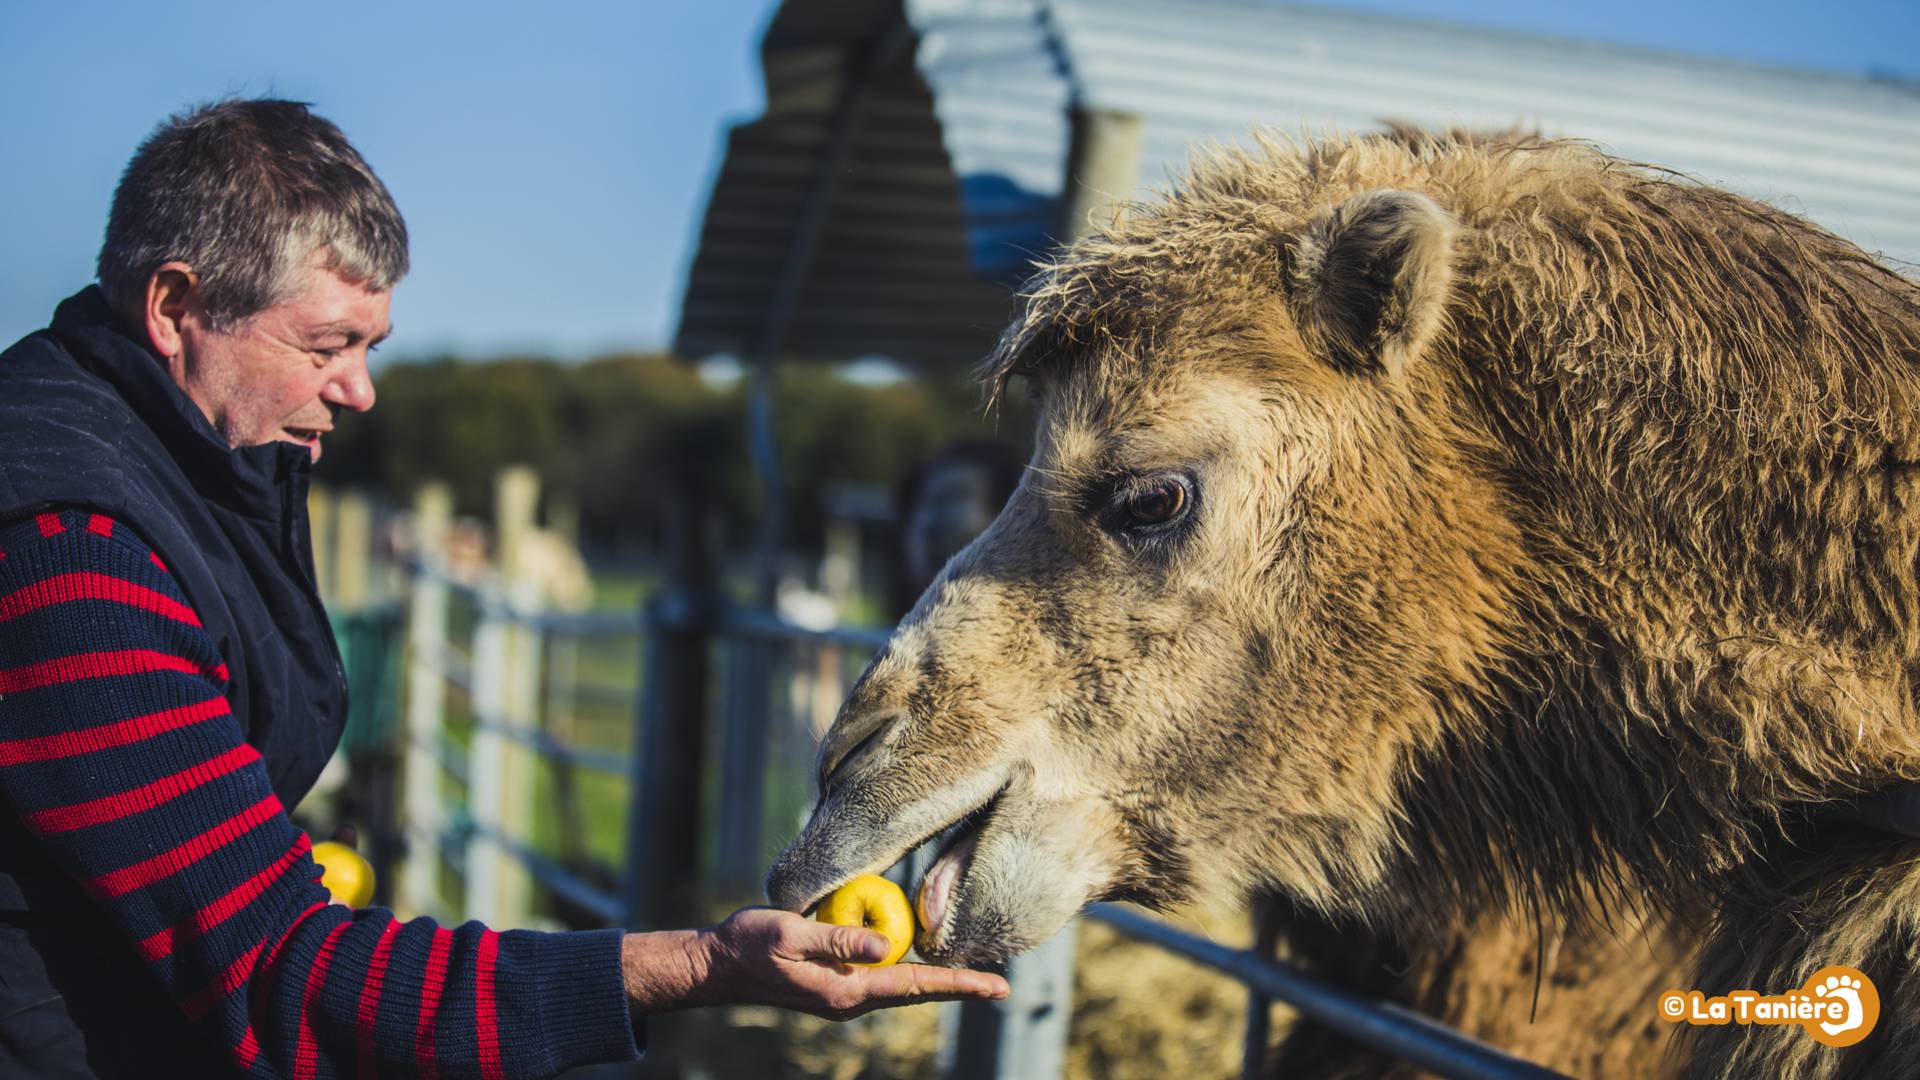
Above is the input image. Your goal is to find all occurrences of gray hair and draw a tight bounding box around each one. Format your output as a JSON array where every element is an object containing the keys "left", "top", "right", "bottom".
[{"left": 98, "top": 99, "right": 409, "bottom": 328}]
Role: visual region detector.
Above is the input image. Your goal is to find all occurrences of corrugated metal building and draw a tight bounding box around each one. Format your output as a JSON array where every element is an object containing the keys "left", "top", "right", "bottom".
[{"left": 675, "top": 0, "right": 1920, "bottom": 368}]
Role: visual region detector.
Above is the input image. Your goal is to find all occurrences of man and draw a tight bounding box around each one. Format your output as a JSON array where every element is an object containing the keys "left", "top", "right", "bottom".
[{"left": 0, "top": 99, "right": 1005, "bottom": 1078}]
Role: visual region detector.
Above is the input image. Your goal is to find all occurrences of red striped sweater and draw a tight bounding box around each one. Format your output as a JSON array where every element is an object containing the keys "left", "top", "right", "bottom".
[{"left": 0, "top": 509, "right": 641, "bottom": 1078}]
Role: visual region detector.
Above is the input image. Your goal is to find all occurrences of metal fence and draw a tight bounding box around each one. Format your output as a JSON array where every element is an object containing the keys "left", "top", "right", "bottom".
[
  {"left": 374, "top": 483, "right": 1568, "bottom": 1080},
  {"left": 389, "top": 482, "right": 896, "bottom": 937}
]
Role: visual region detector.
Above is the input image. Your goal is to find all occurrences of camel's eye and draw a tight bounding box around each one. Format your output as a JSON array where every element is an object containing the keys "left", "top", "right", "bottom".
[
  {"left": 1102, "top": 474, "right": 1194, "bottom": 537},
  {"left": 1126, "top": 480, "right": 1185, "bottom": 525}
]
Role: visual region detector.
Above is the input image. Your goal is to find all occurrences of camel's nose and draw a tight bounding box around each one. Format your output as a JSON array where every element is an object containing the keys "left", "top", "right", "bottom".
[
  {"left": 766, "top": 846, "right": 836, "bottom": 914},
  {"left": 768, "top": 710, "right": 902, "bottom": 913},
  {"left": 767, "top": 796, "right": 875, "bottom": 913}
]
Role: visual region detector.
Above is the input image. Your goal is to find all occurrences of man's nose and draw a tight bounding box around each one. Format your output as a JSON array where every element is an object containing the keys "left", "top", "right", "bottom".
[{"left": 323, "top": 353, "right": 377, "bottom": 413}]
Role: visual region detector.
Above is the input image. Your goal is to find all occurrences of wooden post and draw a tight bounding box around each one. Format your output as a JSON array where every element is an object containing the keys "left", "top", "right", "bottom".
[
  {"left": 466, "top": 467, "right": 541, "bottom": 926},
  {"left": 812, "top": 517, "right": 859, "bottom": 730},
  {"left": 541, "top": 494, "right": 584, "bottom": 869},
  {"left": 398, "top": 483, "right": 452, "bottom": 918},
  {"left": 309, "top": 484, "right": 336, "bottom": 601},
  {"left": 303, "top": 488, "right": 373, "bottom": 819},
  {"left": 544, "top": 493, "right": 581, "bottom": 748},
  {"left": 501, "top": 470, "right": 544, "bottom": 923},
  {"left": 820, "top": 515, "right": 858, "bottom": 611},
  {"left": 332, "top": 489, "right": 372, "bottom": 610},
  {"left": 1057, "top": 107, "right": 1145, "bottom": 241}
]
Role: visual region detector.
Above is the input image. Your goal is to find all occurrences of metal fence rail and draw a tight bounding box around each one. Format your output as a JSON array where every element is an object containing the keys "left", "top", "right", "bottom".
[{"left": 1085, "top": 905, "right": 1571, "bottom": 1080}]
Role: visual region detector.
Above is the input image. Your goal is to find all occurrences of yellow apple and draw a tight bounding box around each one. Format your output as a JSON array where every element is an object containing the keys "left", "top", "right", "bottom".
[
  {"left": 816, "top": 874, "right": 915, "bottom": 966},
  {"left": 312, "top": 840, "right": 376, "bottom": 908}
]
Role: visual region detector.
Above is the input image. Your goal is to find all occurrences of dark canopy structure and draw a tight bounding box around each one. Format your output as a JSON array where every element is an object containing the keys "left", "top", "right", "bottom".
[
  {"left": 675, "top": 0, "right": 1920, "bottom": 371},
  {"left": 673, "top": 0, "right": 1046, "bottom": 369}
]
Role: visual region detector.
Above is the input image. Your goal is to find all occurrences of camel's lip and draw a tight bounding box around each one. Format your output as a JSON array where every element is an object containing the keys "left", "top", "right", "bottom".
[
  {"left": 790, "top": 781, "right": 1008, "bottom": 918},
  {"left": 912, "top": 790, "right": 1003, "bottom": 951}
]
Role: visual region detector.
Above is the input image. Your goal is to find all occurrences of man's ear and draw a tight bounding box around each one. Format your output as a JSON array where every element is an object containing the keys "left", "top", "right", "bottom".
[
  {"left": 141, "top": 262, "right": 198, "bottom": 362},
  {"left": 1283, "top": 190, "right": 1456, "bottom": 378}
]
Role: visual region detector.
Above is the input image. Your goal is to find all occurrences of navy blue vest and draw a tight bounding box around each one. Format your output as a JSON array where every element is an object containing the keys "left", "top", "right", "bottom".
[{"left": 0, "top": 286, "right": 349, "bottom": 1076}]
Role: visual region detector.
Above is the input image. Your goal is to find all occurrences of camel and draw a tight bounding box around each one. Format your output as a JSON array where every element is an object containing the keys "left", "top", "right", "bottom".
[{"left": 767, "top": 128, "right": 1920, "bottom": 1078}]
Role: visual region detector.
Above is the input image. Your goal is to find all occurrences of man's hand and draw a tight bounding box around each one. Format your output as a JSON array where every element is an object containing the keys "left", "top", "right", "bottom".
[{"left": 622, "top": 907, "right": 1010, "bottom": 1021}]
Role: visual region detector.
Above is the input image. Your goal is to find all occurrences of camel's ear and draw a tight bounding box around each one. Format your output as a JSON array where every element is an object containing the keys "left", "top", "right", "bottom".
[{"left": 1283, "top": 189, "right": 1455, "bottom": 378}]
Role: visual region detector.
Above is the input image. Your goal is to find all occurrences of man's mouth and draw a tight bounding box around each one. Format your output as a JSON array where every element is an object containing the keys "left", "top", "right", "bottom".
[{"left": 284, "top": 427, "right": 327, "bottom": 460}]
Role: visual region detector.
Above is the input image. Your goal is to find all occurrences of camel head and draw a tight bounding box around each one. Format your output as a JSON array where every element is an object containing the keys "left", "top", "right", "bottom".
[
  {"left": 768, "top": 133, "right": 1920, "bottom": 967},
  {"left": 768, "top": 160, "right": 1533, "bottom": 965}
]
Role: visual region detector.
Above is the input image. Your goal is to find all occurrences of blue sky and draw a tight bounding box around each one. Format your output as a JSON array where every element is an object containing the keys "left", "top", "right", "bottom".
[{"left": 2, "top": 1, "right": 1914, "bottom": 362}]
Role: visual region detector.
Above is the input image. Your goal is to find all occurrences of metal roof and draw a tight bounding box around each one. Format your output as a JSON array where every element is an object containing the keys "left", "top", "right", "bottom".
[{"left": 675, "top": 0, "right": 1920, "bottom": 367}]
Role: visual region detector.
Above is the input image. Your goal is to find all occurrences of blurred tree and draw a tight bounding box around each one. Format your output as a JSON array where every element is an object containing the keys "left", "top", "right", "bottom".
[
  {"left": 319, "top": 353, "right": 1031, "bottom": 558},
  {"left": 323, "top": 356, "right": 571, "bottom": 517}
]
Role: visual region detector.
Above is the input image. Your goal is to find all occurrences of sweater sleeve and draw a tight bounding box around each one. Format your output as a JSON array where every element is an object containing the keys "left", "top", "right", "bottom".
[{"left": 0, "top": 509, "right": 643, "bottom": 1079}]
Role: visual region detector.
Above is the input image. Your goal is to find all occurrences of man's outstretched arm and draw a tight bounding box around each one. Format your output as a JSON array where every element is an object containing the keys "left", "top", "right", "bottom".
[
  {"left": 0, "top": 508, "right": 1003, "bottom": 1078},
  {"left": 623, "top": 908, "right": 1008, "bottom": 1020}
]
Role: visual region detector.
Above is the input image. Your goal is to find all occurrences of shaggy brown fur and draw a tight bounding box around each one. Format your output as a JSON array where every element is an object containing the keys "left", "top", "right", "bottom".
[{"left": 768, "top": 129, "right": 1920, "bottom": 1078}]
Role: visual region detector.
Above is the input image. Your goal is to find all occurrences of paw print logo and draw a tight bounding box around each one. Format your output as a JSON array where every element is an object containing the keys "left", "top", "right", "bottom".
[
  {"left": 1815, "top": 974, "right": 1864, "bottom": 1036},
  {"left": 1804, "top": 966, "right": 1880, "bottom": 1047}
]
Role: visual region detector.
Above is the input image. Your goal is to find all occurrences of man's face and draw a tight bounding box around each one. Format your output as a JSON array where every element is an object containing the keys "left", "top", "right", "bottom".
[{"left": 172, "top": 255, "right": 389, "bottom": 462}]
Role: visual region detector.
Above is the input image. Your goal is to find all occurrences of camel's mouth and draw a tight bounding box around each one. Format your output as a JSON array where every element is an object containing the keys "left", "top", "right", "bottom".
[
  {"left": 911, "top": 790, "right": 1001, "bottom": 954},
  {"left": 771, "top": 775, "right": 1008, "bottom": 921},
  {"left": 769, "top": 758, "right": 1120, "bottom": 969}
]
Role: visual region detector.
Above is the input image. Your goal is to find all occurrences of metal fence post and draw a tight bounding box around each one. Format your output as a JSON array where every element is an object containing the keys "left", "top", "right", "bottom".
[
  {"left": 1242, "top": 895, "right": 1282, "bottom": 1078},
  {"left": 465, "top": 597, "right": 511, "bottom": 922},
  {"left": 944, "top": 922, "right": 1079, "bottom": 1080},
  {"left": 713, "top": 634, "right": 773, "bottom": 898},
  {"left": 398, "top": 484, "right": 452, "bottom": 918},
  {"left": 625, "top": 478, "right": 721, "bottom": 932}
]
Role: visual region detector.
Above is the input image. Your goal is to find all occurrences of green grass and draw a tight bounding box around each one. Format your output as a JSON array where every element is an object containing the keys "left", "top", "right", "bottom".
[
  {"left": 586, "top": 569, "right": 660, "bottom": 613},
  {"left": 529, "top": 755, "right": 629, "bottom": 869}
]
